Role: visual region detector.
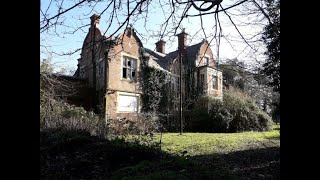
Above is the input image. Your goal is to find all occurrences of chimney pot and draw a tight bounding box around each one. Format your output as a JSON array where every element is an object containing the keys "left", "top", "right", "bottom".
[
  {"left": 155, "top": 39, "right": 166, "bottom": 54},
  {"left": 177, "top": 29, "right": 188, "bottom": 52},
  {"left": 90, "top": 14, "right": 100, "bottom": 26}
]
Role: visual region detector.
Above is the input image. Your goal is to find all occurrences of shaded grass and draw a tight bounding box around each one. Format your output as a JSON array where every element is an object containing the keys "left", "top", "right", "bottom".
[
  {"left": 40, "top": 125, "right": 280, "bottom": 179},
  {"left": 40, "top": 128, "right": 235, "bottom": 179}
]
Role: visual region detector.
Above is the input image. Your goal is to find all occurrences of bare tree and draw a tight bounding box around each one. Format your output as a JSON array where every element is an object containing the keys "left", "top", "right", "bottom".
[
  {"left": 40, "top": 0, "right": 274, "bottom": 65},
  {"left": 40, "top": 0, "right": 279, "bottom": 129}
]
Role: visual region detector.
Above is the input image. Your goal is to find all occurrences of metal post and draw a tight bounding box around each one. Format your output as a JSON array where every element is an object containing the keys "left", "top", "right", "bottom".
[{"left": 180, "top": 53, "right": 183, "bottom": 135}]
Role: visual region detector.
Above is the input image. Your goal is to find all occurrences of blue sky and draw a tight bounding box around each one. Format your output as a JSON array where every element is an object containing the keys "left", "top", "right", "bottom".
[{"left": 40, "top": 0, "right": 268, "bottom": 73}]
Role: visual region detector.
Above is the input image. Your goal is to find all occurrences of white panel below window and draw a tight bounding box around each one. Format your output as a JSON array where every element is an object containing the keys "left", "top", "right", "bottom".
[{"left": 118, "top": 95, "right": 138, "bottom": 112}]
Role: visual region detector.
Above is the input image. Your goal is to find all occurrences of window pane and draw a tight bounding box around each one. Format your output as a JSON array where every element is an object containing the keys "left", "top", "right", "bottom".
[
  {"left": 200, "top": 74, "right": 204, "bottom": 86},
  {"left": 132, "top": 70, "right": 136, "bottom": 79},
  {"left": 98, "top": 63, "right": 103, "bottom": 75},
  {"left": 123, "top": 68, "right": 127, "bottom": 78},
  {"left": 132, "top": 59, "right": 136, "bottom": 69},
  {"left": 212, "top": 75, "right": 218, "bottom": 89},
  {"left": 177, "top": 78, "right": 180, "bottom": 92},
  {"left": 128, "top": 59, "right": 131, "bottom": 67},
  {"left": 212, "top": 76, "right": 215, "bottom": 88},
  {"left": 127, "top": 69, "right": 132, "bottom": 79},
  {"left": 123, "top": 58, "right": 127, "bottom": 67},
  {"left": 216, "top": 77, "right": 218, "bottom": 89}
]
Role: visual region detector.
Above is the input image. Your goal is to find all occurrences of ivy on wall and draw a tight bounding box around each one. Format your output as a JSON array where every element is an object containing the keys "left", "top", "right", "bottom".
[{"left": 139, "top": 48, "right": 171, "bottom": 114}]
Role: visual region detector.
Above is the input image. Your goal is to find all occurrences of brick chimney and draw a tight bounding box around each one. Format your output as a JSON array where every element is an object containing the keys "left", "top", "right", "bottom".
[
  {"left": 155, "top": 39, "right": 166, "bottom": 54},
  {"left": 126, "top": 27, "right": 133, "bottom": 38},
  {"left": 177, "top": 28, "right": 188, "bottom": 52},
  {"left": 90, "top": 14, "right": 100, "bottom": 27}
]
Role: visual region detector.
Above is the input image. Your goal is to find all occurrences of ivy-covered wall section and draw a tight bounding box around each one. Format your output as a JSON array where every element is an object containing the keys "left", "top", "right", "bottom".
[{"left": 139, "top": 48, "right": 171, "bottom": 114}]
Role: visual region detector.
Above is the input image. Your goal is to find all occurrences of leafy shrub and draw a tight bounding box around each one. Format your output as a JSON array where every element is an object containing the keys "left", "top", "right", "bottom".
[
  {"left": 187, "top": 88, "right": 273, "bottom": 133},
  {"left": 185, "top": 96, "right": 211, "bottom": 132},
  {"left": 224, "top": 88, "right": 273, "bottom": 132},
  {"left": 209, "top": 99, "right": 233, "bottom": 132}
]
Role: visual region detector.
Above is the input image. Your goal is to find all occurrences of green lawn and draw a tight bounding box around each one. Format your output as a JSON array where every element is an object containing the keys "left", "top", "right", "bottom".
[
  {"left": 153, "top": 124, "right": 280, "bottom": 156},
  {"left": 115, "top": 124, "right": 280, "bottom": 179},
  {"left": 41, "top": 125, "right": 280, "bottom": 179},
  {"left": 123, "top": 124, "right": 280, "bottom": 156}
]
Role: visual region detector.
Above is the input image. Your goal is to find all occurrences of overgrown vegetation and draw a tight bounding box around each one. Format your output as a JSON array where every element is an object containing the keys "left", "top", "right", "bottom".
[
  {"left": 261, "top": 0, "right": 280, "bottom": 93},
  {"left": 40, "top": 65, "right": 106, "bottom": 137},
  {"left": 220, "top": 58, "right": 280, "bottom": 122},
  {"left": 139, "top": 48, "right": 171, "bottom": 114},
  {"left": 186, "top": 88, "right": 273, "bottom": 133},
  {"left": 40, "top": 97, "right": 106, "bottom": 137},
  {"left": 40, "top": 76, "right": 162, "bottom": 138},
  {"left": 107, "top": 113, "right": 162, "bottom": 136}
]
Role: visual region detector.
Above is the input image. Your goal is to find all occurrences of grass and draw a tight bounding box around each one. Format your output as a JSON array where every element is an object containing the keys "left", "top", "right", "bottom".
[
  {"left": 125, "top": 124, "right": 280, "bottom": 156},
  {"left": 114, "top": 124, "right": 280, "bottom": 179},
  {"left": 41, "top": 124, "right": 280, "bottom": 179}
]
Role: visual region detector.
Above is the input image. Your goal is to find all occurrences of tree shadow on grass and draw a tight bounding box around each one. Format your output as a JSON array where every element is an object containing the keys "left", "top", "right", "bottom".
[
  {"left": 40, "top": 129, "right": 279, "bottom": 180},
  {"left": 266, "top": 134, "right": 280, "bottom": 140},
  {"left": 190, "top": 147, "right": 280, "bottom": 180},
  {"left": 274, "top": 127, "right": 280, "bottom": 131},
  {"left": 40, "top": 129, "right": 233, "bottom": 179},
  {"left": 40, "top": 128, "right": 164, "bottom": 179}
]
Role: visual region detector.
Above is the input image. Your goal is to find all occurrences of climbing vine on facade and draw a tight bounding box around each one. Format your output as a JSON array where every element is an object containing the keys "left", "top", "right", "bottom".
[{"left": 139, "top": 48, "right": 171, "bottom": 114}]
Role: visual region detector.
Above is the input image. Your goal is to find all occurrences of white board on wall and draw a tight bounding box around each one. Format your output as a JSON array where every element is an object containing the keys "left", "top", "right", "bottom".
[{"left": 118, "top": 95, "right": 138, "bottom": 112}]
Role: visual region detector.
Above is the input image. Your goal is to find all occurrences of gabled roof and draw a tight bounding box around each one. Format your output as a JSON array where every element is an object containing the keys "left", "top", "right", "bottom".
[
  {"left": 143, "top": 41, "right": 205, "bottom": 71},
  {"left": 185, "top": 42, "right": 203, "bottom": 62},
  {"left": 144, "top": 48, "right": 170, "bottom": 70}
]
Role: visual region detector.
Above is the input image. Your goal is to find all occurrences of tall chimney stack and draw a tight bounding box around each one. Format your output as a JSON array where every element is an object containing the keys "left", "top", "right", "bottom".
[
  {"left": 155, "top": 39, "right": 166, "bottom": 54},
  {"left": 177, "top": 28, "right": 188, "bottom": 52},
  {"left": 90, "top": 14, "right": 100, "bottom": 27}
]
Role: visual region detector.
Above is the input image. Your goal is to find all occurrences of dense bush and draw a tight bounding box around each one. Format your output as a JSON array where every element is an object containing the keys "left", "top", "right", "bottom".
[
  {"left": 186, "top": 88, "right": 273, "bottom": 133},
  {"left": 184, "top": 97, "right": 211, "bottom": 132},
  {"left": 40, "top": 129, "right": 163, "bottom": 179},
  {"left": 40, "top": 73, "right": 106, "bottom": 137}
]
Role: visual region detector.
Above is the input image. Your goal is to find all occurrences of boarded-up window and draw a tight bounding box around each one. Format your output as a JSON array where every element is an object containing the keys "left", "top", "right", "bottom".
[{"left": 118, "top": 95, "right": 138, "bottom": 112}]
